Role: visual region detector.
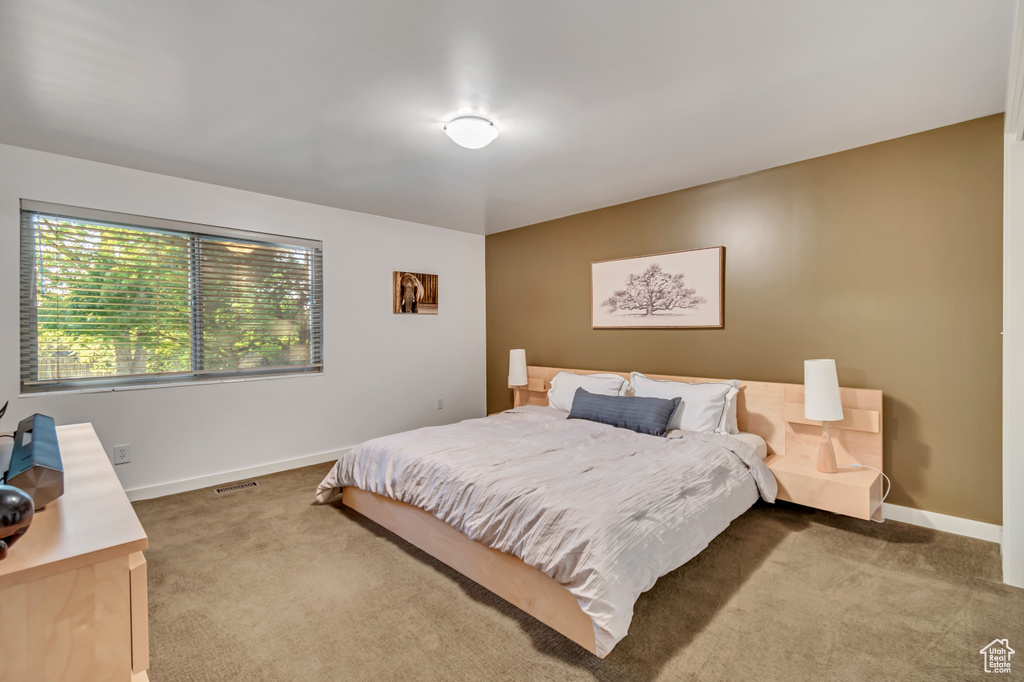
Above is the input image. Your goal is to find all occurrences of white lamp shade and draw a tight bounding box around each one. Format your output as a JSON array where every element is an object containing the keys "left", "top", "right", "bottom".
[
  {"left": 508, "top": 349, "right": 528, "bottom": 387},
  {"left": 804, "top": 359, "right": 844, "bottom": 422},
  {"left": 444, "top": 116, "right": 499, "bottom": 149}
]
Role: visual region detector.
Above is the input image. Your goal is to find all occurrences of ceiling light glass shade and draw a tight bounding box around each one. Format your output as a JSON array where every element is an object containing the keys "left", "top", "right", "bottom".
[{"left": 444, "top": 116, "right": 498, "bottom": 149}]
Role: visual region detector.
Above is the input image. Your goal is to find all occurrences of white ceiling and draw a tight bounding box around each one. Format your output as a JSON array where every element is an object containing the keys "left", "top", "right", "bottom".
[{"left": 0, "top": 0, "right": 1015, "bottom": 235}]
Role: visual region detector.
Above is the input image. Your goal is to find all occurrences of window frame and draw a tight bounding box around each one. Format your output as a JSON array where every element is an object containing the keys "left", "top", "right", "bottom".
[{"left": 19, "top": 199, "right": 324, "bottom": 394}]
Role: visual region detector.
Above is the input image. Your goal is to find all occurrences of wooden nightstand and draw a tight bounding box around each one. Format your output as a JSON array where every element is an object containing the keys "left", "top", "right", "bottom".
[
  {"left": 766, "top": 453, "right": 884, "bottom": 521},
  {"left": 765, "top": 383, "right": 885, "bottom": 522}
]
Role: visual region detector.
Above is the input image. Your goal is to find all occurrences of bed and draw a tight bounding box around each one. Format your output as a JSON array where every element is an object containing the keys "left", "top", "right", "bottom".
[{"left": 315, "top": 366, "right": 882, "bottom": 657}]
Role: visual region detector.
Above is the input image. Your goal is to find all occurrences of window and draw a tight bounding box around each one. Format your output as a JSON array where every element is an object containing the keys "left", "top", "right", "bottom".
[{"left": 20, "top": 200, "right": 323, "bottom": 393}]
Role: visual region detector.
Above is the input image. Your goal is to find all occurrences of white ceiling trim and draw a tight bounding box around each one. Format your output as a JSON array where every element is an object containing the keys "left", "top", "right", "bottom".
[{"left": 1006, "top": 0, "right": 1024, "bottom": 140}]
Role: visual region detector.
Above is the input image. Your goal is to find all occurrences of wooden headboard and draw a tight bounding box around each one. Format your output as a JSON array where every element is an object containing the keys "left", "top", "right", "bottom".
[{"left": 512, "top": 366, "right": 883, "bottom": 470}]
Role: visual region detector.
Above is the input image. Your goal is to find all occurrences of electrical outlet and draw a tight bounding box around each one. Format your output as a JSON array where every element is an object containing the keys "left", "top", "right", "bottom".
[
  {"left": 113, "top": 444, "right": 131, "bottom": 465},
  {"left": 436, "top": 398, "right": 444, "bottom": 410}
]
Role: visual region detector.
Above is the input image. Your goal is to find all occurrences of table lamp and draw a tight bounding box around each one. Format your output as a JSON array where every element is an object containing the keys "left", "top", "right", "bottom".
[
  {"left": 509, "top": 349, "right": 528, "bottom": 406},
  {"left": 805, "top": 359, "right": 844, "bottom": 474}
]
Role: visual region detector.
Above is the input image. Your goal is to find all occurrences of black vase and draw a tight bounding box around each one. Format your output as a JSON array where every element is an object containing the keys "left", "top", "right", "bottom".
[{"left": 0, "top": 484, "right": 34, "bottom": 560}]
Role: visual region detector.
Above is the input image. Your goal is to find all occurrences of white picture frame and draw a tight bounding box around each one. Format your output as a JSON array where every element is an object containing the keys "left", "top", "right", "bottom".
[{"left": 591, "top": 246, "right": 724, "bottom": 329}]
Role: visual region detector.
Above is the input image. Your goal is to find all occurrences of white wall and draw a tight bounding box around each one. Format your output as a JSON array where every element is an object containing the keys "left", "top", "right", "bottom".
[
  {"left": 0, "top": 144, "right": 486, "bottom": 497},
  {"left": 1004, "top": 133, "right": 1024, "bottom": 588}
]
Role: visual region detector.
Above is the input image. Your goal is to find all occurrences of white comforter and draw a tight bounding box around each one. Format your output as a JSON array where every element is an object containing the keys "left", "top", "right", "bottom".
[{"left": 315, "top": 406, "right": 777, "bottom": 657}]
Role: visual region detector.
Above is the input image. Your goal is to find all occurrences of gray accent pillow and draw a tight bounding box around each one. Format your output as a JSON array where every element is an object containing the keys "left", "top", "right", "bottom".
[{"left": 567, "top": 388, "right": 681, "bottom": 437}]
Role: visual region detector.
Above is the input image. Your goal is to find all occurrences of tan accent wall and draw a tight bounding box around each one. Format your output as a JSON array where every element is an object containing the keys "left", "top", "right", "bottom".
[{"left": 485, "top": 115, "right": 1003, "bottom": 524}]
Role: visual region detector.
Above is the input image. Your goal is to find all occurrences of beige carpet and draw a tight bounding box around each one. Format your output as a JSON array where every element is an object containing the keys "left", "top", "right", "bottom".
[{"left": 132, "top": 464, "right": 1023, "bottom": 681}]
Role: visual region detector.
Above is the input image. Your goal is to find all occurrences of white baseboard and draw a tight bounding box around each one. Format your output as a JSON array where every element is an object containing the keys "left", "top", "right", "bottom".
[
  {"left": 882, "top": 503, "right": 1003, "bottom": 543},
  {"left": 125, "top": 447, "right": 350, "bottom": 502}
]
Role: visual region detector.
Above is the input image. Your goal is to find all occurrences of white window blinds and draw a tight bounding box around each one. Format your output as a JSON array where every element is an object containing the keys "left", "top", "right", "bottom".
[{"left": 20, "top": 200, "right": 323, "bottom": 392}]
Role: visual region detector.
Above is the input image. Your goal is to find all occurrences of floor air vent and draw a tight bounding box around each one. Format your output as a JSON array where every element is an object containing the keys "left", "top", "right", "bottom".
[{"left": 213, "top": 481, "right": 260, "bottom": 495}]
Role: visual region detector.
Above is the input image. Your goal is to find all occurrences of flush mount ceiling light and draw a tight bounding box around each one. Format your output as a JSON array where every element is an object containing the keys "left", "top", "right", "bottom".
[{"left": 443, "top": 116, "right": 498, "bottom": 149}]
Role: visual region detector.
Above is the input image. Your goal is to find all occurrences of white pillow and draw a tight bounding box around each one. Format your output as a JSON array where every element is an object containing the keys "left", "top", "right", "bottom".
[
  {"left": 729, "top": 432, "right": 768, "bottom": 460},
  {"left": 547, "top": 372, "right": 630, "bottom": 413},
  {"left": 630, "top": 372, "right": 740, "bottom": 434},
  {"left": 666, "top": 430, "right": 767, "bottom": 459}
]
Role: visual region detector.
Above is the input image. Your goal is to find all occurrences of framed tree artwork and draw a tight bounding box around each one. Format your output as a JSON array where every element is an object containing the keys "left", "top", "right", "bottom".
[{"left": 591, "top": 246, "right": 724, "bottom": 329}]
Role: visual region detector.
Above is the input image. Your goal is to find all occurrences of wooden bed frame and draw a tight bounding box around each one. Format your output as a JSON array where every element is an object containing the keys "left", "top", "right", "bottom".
[{"left": 342, "top": 365, "right": 883, "bottom": 657}]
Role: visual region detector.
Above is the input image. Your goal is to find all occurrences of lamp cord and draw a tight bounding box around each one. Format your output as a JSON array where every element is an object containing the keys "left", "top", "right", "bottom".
[{"left": 840, "top": 463, "right": 891, "bottom": 523}]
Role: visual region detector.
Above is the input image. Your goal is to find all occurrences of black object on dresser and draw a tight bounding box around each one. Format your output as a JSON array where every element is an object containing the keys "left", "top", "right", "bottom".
[
  {"left": 0, "top": 484, "right": 34, "bottom": 560},
  {"left": 3, "top": 414, "right": 64, "bottom": 511}
]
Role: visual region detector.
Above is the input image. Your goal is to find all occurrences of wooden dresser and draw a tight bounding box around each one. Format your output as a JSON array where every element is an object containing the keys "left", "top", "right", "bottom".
[{"left": 0, "top": 423, "right": 149, "bottom": 681}]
